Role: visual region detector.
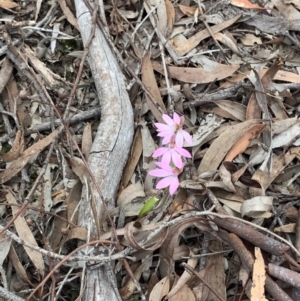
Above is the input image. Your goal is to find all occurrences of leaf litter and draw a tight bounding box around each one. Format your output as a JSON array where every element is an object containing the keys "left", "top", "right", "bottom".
[{"left": 0, "top": 0, "right": 300, "bottom": 300}]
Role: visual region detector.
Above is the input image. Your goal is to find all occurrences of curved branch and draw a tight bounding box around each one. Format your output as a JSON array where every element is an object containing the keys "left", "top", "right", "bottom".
[{"left": 74, "top": 0, "right": 134, "bottom": 300}]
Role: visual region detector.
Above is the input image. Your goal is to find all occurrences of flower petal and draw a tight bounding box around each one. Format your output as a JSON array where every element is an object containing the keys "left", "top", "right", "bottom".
[
  {"left": 155, "top": 123, "right": 172, "bottom": 132},
  {"left": 173, "top": 112, "right": 181, "bottom": 125},
  {"left": 161, "top": 135, "right": 172, "bottom": 145},
  {"left": 156, "top": 176, "right": 174, "bottom": 190},
  {"left": 182, "top": 130, "right": 193, "bottom": 145},
  {"left": 175, "top": 132, "right": 184, "bottom": 148},
  {"left": 171, "top": 151, "right": 183, "bottom": 168},
  {"left": 156, "top": 161, "right": 172, "bottom": 171},
  {"left": 149, "top": 168, "right": 173, "bottom": 177},
  {"left": 161, "top": 151, "right": 172, "bottom": 166},
  {"left": 175, "top": 147, "right": 191, "bottom": 158},
  {"left": 169, "top": 177, "right": 179, "bottom": 195},
  {"left": 153, "top": 148, "right": 167, "bottom": 157},
  {"left": 163, "top": 114, "right": 175, "bottom": 127}
]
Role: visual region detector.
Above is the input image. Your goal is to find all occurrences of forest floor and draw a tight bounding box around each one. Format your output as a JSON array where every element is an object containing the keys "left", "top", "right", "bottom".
[{"left": 0, "top": 0, "right": 300, "bottom": 300}]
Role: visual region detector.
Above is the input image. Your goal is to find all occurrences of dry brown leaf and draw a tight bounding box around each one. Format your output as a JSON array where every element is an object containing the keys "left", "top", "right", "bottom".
[
  {"left": 224, "top": 124, "right": 265, "bottom": 162},
  {"left": 0, "top": 129, "right": 60, "bottom": 184},
  {"left": 171, "top": 14, "right": 241, "bottom": 56},
  {"left": 144, "top": 0, "right": 167, "bottom": 36},
  {"left": 0, "top": 0, "right": 18, "bottom": 9},
  {"left": 219, "top": 163, "right": 236, "bottom": 192},
  {"left": 149, "top": 276, "right": 170, "bottom": 301},
  {"left": 160, "top": 217, "right": 211, "bottom": 278},
  {"left": 0, "top": 130, "right": 24, "bottom": 162},
  {"left": 251, "top": 247, "right": 267, "bottom": 301},
  {"left": 57, "top": 0, "right": 79, "bottom": 30},
  {"left": 231, "top": 0, "right": 267, "bottom": 9},
  {"left": 178, "top": 4, "right": 197, "bottom": 16},
  {"left": 251, "top": 146, "right": 300, "bottom": 193},
  {"left": 274, "top": 223, "right": 296, "bottom": 233},
  {"left": 9, "top": 246, "right": 33, "bottom": 286},
  {"left": 152, "top": 61, "right": 239, "bottom": 84},
  {"left": 200, "top": 239, "right": 226, "bottom": 301},
  {"left": 48, "top": 205, "right": 68, "bottom": 251},
  {"left": 214, "top": 100, "right": 246, "bottom": 121},
  {"left": 5, "top": 76, "right": 31, "bottom": 129},
  {"left": 6, "top": 191, "right": 45, "bottom": 276},
  {"left": 224, "top": 69, "right": 300, "bottom": 89},
  {"left": 214, "top": 32, "right": 240, "bottom": 55},
  {"left": 69, "top": 156, "right": 89, "bottom": 183},
  {"left": 121, "top": 127, "right": 143, "bottom": 188},
  {"left": 117, "top": 182, "right": 145, "bottom": 207},
  {"left": 24, "top": 46, "right": 61, "bottom": 87},
  {"left": 165, "top": 0, "right": 175, "bottom": 35},
  {"left": 166, "top": 247, "right": 197, "bottom": 299},
  {"left": 141, "top": 53, "right": 166, "bottom": 123},
  {"left": 124, "top": 221, "right": 168, "bottom": 251},
  {"left": 272, "top": 0, "right": 300, "bottom": 19},
  {"left": 120, "top": 258, "right": 153, "bottom": 300},
  {"left": 169, "top": 189, "right": 188, "bottom": 214},
  {"left": 240, "top": 33, "right": 262, "bottom": 45},
  {"left": 64, "top": 227, "right": 93, "bottom": 243},
  {"left": 67, "top": 180, "right": 82, "bottom": 224},
  {"left": 198, "top": 120, "right": 263, "bottom": 174},
  {"left": 141, "top": 121, "right": 156, "bottom": 170},
  {"left": 169, "top": 284, "right": 196, "bottom": 301},
  {"left": 82, "top": 123, "right": 92, "bottom": 160},
  {"left": 240, "top": 196, "right": 273, "bottom": 218}
]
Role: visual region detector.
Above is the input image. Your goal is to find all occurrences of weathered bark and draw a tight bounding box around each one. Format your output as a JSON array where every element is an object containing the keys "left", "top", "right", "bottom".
[{"left": 74, "top": 0, "right": 134, "bottom": 300}]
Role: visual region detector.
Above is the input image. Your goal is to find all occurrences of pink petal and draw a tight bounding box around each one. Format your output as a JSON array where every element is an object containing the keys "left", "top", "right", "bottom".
[
  {"left": 162, "top": 114, "right": 175, "bottom": 127},
  {"left": 157, "top": 131, "right": 173, "bottom": 139},
  {"left": 173, "top": 112, "right": 181, "bottom": 125},
  {"left": 156, "top": 161, "right": 172, "bottom": 171},
  {"left": 175, "top": 147, "right": 191, "bottom": 158},
  {"left": 149, "top": 168, "right": 172, "bottom": 177},
  {"left": 156, "top": 176, "right": 174, "bottom": 190},
  {"left": 175, "top": 132, "right": 184, "bottom": 148},
  {"left": 182, "top": 130, "right": 193, "bottom": 145},
  {"left": 169, "top": 177, "right": 179, "bottom": 195},
  {"left": 161, "top": 151, "right": 172, "bottom": 166},
  {"left": 153, "top": 148, "right": 168, "bottom": 157},
  {"left": 155, "top": 123, "right": 172, "bottom": 132},
  {"left": 161, "top": 135, "right": 172, "bottom": 145},
  {"left": 171, "top": 151, "right": 183, "bottom": 169}
]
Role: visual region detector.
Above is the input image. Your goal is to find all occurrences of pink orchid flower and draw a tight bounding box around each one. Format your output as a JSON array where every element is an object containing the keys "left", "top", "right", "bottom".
[
  {"left": 152, "top": 135, "right": 191, "bottom": 169},
  {"left": 149, "top": 162, "right": 183, "bottom": 195},
  {"left": 155, "top": 113, "right": 193, "bottom": 148}
]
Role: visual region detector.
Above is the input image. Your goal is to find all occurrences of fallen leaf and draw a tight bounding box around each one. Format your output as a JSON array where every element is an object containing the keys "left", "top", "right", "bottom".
[
  {"left": 121, "top": 127, "right": 143, "bottom": 188},
  {"left": 149, "top": 276, "right": 170, "bottom": 301},
  {"left": 171, "top": 14, "right": 241, "bottom": 56},
  {"left": 0, "top": 0, "right": 18, "bottom": 9},
  {"left": 0, "top": 129, "right": 60, "bottom": 184},
  {"left": 231, "top": 0, "right": 267, "bottom": 9},
  {"left": 144, "top": 0, "right": 168, "bottom": 36},
  {"left": 117, "top": 181, "right": 145, "bottom": 206},
  {"left": 0, "top": 130, "right": 24, "bottom": 162},
  {"left": 152, "top": 60, "right": 240, "bottom": 84},
  {"left": 82, "top": 123, "right": 92, "bottom": 160},
  {"left": 178, "top": 4, "right": 198, "bottom": 16},
  {"left": 57, "top": 0, "right": 79, "bottom": 30},
  {"left": 198, "top": 120, "right": 263, "bottom": 174},
  {"left": 251, "top": 247, "right": 268, "bottom": 301},
  {"left": 142, "top": 53, "right": 166, "bottom": 123},
  {"left": 240, "top": 196, "right": 273, "bottom": 218},
  {"left": 6, "top": 191, "right": 45, "bottom": 276}
]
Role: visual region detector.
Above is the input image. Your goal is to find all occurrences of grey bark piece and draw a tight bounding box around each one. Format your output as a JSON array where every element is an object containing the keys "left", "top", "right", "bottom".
[{"left": 74, "top": 0, "right": 134, "bottom": 300}]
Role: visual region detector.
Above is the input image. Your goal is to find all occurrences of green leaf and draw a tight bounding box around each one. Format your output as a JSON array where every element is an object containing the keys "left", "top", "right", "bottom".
[{"left": 138, "top": 197, "right": 159, "bottom": 218}]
